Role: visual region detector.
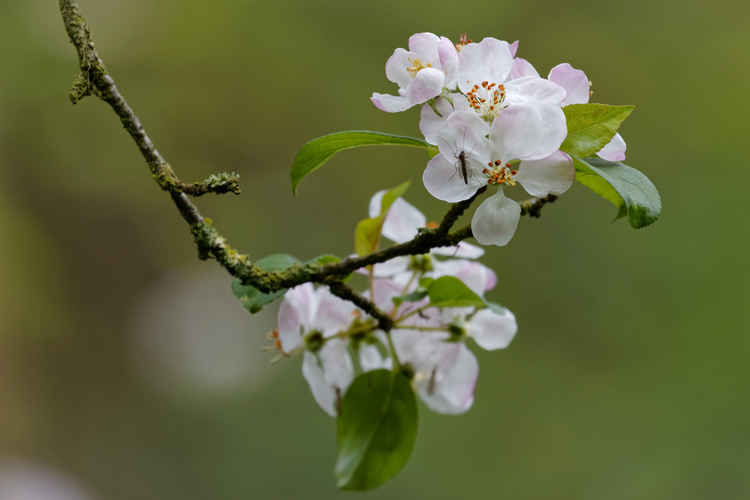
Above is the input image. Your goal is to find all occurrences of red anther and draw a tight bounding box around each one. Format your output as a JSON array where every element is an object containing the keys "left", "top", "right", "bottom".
[
  {"left": 274, "top": 339, "right": 282, "bottom": 350},
  {"left": 481, "top": 81, "right": 489, "bottom": 87},
  {"left": 495, "top": 160, "right": 502, "bottom": 166},
  {"left": 271, "top": 329, "right": 279, "bottom": 339}
]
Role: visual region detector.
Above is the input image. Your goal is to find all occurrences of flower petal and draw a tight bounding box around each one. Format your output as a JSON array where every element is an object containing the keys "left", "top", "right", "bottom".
[
  {"left": 302, "top": 340, "right": 354, "bottom": 417},
  {"left": 516, "top": 150, "right": 575, "bottom": 197},
  {"left": 368, "top": 192, "right": 426, "bottom": 243},
  {"left": 471, "top": 190, "right": 521, "bottom": 246},
  {"left": 433, "top": 111, "right": 491, "bottom": 161},
  {"left": 277, "top": 283, "right": 317, "bottom": 352},
  {"left": 432, "top": 259, "right": 497, "bottom": 295},
  {"left": 313, "top": 287, "right": 356, "bottom": 337},
  {"left": 423, "top": 153, "right": 485, "bottom": 203},
  {"left": 370, "top": 92, "right": 412, "bottom": 113},
  {"left": 431, "top": 240, "right": 485, "bottom": 259},
  {"left": 548, "top": 63, "right": 590, "bottom": 106},
  {"left": 505, "top": 76, "right": 566, "bottom": 106},
  {"left": 416, "top": 343, "right": 478, "bottom": 415},
  {"left": 371, "top": 257, "right": 411, "bottom": 278},
  {"left": 384, "top": 47, "right": 415, "bottom": 89},
  {"left": 408, "top": 32, "right": 441, "bottom": 64},
  {"left": 438, "top": 36, "right": 459, "bottom": 88},
  {"left": 597, "top": 132, "right": 627, "bottom": 162},
  {"left": 467, "top": 307, "right": 517, "bottom": 350},
  {"left": 458, "top": 37, "right": 513, "bottom": 93},
  {"left": 509, "top": 40, "right": 520, "bottom": 57},
  {"left": 490, "top": 102, "right": 567, "bottom": 161},
  {"left": 407, "top": 67, "right": 445, "bottom": 105},
  {"left": 509, "top": 57, "right": 540, "bottom": 80}
]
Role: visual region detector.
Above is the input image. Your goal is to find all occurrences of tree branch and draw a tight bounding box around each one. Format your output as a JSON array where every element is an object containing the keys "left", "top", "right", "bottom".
[{"left": 57, "top": 1, "right": 549, "bottom": 316}]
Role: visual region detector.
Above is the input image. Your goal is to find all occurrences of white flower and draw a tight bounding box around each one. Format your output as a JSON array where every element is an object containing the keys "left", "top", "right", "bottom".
[
  {"left": 277, "top": 283, "right": 357, "bottom": 416},
  {"left": 367, "top": 274, "right": 518, "bottom": 415},
  {"left": 371, "top": 33, "right": 459, "bottom": 113},
  {"left": 422, "top": 110, "right": 570, "bottom": 245},
  {"left": 419, "top": 37, "right": 566, "bottom": 145}
]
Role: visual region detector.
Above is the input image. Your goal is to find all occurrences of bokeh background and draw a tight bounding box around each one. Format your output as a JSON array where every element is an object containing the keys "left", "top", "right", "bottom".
[{"left": 1, "top": 0, "right": 748, "bottom": 498}]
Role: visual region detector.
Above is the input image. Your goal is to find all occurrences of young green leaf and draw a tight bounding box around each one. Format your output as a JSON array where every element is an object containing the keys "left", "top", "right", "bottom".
[
  {"left": 354, "top": 181, "right": 411, "bottom": 256},
  {"left": 560, "top": 104, "right": 634, "bottom": 158},
  {"left": 290, "top": 131, "right": 432, "bottom": 194},
  {"left": 426, "top": 276, "right": 486, "bottom": 308},
  {"left": 392, "top": 290, "right": 429, "bottom": 307},
  {"left": 231, "top": 254, "right": 300, "bottom": 314},
  {"left": 335, "top": 369, "right": 418, "bottom": 491},
  {"left": 573, "top": 157, "right": 661, "bottom": 228}
]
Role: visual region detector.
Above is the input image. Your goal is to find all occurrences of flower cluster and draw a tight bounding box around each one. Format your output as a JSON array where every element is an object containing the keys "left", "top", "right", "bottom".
[
  {"left": 372, "top": 33, "right": 627, "bottom": 246},
  {"left": 274, "top": 191, "right": 517, "bottom": 416}
]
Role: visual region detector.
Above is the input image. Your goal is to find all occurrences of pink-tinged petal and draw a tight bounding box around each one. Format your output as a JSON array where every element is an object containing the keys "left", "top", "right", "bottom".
[
  {"left": 516, "top": 150, "right": 575, "bottom": 197},
  {"left": 369, "top": 278, "right": 404, "bottom": 312},
  {"left": 419, "top": 93, "right": 471, "bottom": 144},
  {"left": 471, "top": 190, "right": 521, "bottom": 246},
  {"left": 432, "top": 259, "right": 496, "bottom": 295},
  {"left": 433, "top": 111, "right": 491, "bottom": 162},
  {"left": 371, "top": 257, "right": 411, "bottom": 278},
  {"left": 490, "top": 103, "right": 567, "bottom": 161},
  {"left": 468, "top": 307, "right": 517, "bottom": 350},
  {"left": 385, "top": 47, "right": 415, "bottom": 89},
  {"left": 509, "top": 40, "right": 520, "bottom": 57},
  {"left": 407, "top": 67, "right": 445, "bottom": 105},
  {"left": 505, "top": 76, "right": 566, "bottom": 106},
  {"left": 431, "top": 240, "right": 485, "bottom": 259},
  {"left": 438, "top": 36, "right": 459, "bottom": 88},
  {"left": 597, "top": 133, "right": 627, "bottom": 162},
  {"left": 423, "top": 153, "right": 485, "bottom": 203},
  {"left": 314, "top": 287, "right": 356, "bottom": 337},
  {"left": 548, "top": 63, "right": 590, "bottom": 106},
  {"left": 302, "top": 340, "right": 354, "bottom": 417},
  {"left": 417, "top": 343, "right": 478, "bottom": 415},
  {"left": 457, "top": 37, "right": 513, "bottom": 93},
  {"left": 368, "top": 192, "right": 426, "bottom": 243},
  {"left": 408, "top": 32, "right": 441, "bottom": 64},
  {"left": 277, "top": 283, "right": 317, "bottom": 352},
  {"left": 420, "top": 100, "right": 450, "bottom": 145},
  {"left": 509, "top": 57, "right": 540, "bottom": 80},
  {"left": 371, "top": 92, "right": 412, "bottom": 113}
]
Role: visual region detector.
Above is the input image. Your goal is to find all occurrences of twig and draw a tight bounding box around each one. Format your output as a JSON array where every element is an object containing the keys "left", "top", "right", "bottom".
[{"left": 56, "top": 1, "right": 553, "bottom": 316}]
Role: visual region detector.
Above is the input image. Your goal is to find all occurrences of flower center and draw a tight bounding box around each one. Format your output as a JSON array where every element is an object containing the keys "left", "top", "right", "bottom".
[
  {"left": 465, "top": 81, "right": 506, "bottom": 122},
  {"left": 407, "top": 58, "right": 432, "bottom": 77},
  {"left": 483, "top": 160, "right": 518, "bottom": 186}
]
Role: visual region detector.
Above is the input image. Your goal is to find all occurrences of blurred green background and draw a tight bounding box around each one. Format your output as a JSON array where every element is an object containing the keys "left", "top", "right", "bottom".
[{"left": 1, "top": 0, "right": 748, "bottom": 498}]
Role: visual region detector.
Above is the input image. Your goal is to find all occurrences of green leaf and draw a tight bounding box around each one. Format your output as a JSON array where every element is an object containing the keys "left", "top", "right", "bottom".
[
  {"left": 392, "top": 290, "right": 428, "bottom": 307},
  {"left": 573, "top": 156, "right": 662, "bottom": 228},
  {"left": 426, "top": 276, "right": 486, "bottom": 308},
  {"left": 560, "top": 104, "right": 634, "bottom": 158},
  {"left": 291, "top": 131, "right": 432, "bottom": 194},
  {"left": 335, "top": 370, "right": 418, "bottom": 491},
  {"left": 354, "top": 181, "right": 411, "bottom": 256},
  {"left": 231, "top": 254, "right": 300, "bottom": 314}
]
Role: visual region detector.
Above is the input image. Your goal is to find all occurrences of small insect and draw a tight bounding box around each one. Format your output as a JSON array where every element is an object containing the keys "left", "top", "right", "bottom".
[
  {"left": 427, "top": 366, "right": 438, "bottom": 395},
  {"left": 457, "top": 150, "right": 469, "bottom": 185}
]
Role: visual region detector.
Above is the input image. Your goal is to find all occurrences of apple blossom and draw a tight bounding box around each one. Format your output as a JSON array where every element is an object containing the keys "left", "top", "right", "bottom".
[
  {"left": 371, "top": 32, "right": 459, "bottom": 113},
  {"left": 277, "top": 283, "right": 358, "bottom": 416},
  {"left": 422, "top": 109, "right": 570, "bottom": 245}
]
